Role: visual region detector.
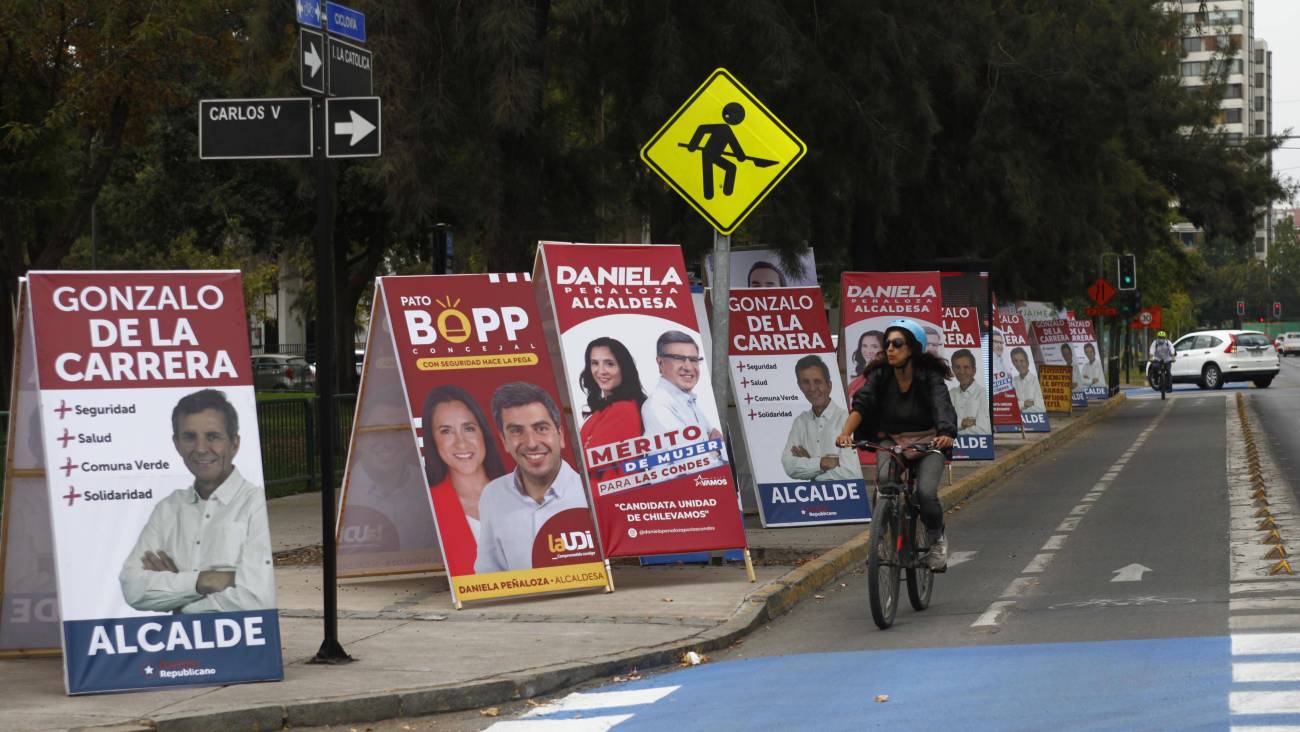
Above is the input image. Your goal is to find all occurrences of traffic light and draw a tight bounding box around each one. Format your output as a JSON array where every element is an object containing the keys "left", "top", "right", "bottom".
[
  {"left": 1259, "top": 316, "right": 1266, "bottom": 323},
  {"left": 1117, "top": 254, "right": 1137, "bottom": 291},
  {"left": 1237, "top": 301, "right": 1246, "bottom": 317},
  {"left": 1274, "top": 302, "right": 1283, "bottom": 319}
]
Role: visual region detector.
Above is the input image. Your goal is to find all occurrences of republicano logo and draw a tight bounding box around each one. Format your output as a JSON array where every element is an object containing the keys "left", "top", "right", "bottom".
[{"left": 401, "top": 295, "right": 530, "bottom": 345}]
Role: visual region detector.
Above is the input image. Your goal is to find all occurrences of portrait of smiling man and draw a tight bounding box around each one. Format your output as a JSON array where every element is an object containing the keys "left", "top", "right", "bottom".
[
  {"left": 119, "top": 388, "right": 275, "bottom": 613},
  {"left": 641, "top": 330, "right": 724, "bottom": 445},
  {"left": 781, "top": 355, "right": 860, "bottom": 482},
  {"left": 474, "top": 382, "right": 592, "bottom": 574}
]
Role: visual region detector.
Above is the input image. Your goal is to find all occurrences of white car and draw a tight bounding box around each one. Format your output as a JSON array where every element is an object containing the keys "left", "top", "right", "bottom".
[
  {"left": 1279, "top": 331, "right": 1300, "bottom": 356},
  {"left": 1157, "top": 330, "right": 1280, "bottom": 389}
]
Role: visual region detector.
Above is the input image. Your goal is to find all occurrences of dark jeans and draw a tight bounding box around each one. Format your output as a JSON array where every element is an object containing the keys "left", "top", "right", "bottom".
[{"left": 875, "top": 440, "right": 946, "bottom": 533}]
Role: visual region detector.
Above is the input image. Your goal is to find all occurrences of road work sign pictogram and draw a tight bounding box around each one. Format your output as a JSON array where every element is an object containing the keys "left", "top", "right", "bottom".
[{"left": 641, "top": 68, "right": 806, "bottom": 235}]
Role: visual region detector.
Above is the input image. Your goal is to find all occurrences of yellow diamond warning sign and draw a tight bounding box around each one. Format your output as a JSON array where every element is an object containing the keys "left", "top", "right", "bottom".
[{"left": 641, "top": 68, "right": 806, "bottom": 235}]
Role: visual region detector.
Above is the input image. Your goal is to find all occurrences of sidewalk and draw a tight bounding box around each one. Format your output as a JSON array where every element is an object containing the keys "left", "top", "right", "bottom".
[{"left": 0, "top": 399, "right": 1122, "bottom": 732}]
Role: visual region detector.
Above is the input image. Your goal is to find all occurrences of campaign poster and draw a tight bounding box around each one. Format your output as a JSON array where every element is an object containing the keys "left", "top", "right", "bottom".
[
  {"left": 27, "top": 271, "right": 281, "bottom": 695},
  {"left": 1016, "top": 300, "right": 1064, "bottom": 323},
  {"left": 336, "top": 296, "right": 442, "bottom": 578},
  {"left": 706, "top": 248, "right": 819, "bottom": 289},
  {"left": 1068, "top": 320, "right": 1108, "bottom": 400},
  {"left": 377, "top": 273, "right": 609, "bottom": 604},
  {"left": 995, "top": 310, "right": 1050, "bottom": 433},
  {"left": 940, "top": 306, "right": 992, "bottom": 460},
  {"left": 1030, "top": 319, "right": 1087, "bottom": 407},
  {"left": 536, "top": 242, "right": 749, "bottom": 558},
  {"left": 728, "top": 287, "right": 869, "bottom": 527},
  {"left": 1038, "top": 365, "right": 1076, "bottom": 413},
  {"left": 0, "top": 281, "right": 60, "bottom": 654}
]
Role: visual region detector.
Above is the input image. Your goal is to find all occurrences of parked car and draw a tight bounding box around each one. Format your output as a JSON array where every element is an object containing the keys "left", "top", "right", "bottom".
[
  {"left": 1278, "top": 331, "right": 1300, "bottom": 356},
  {"left": 252, "top": 354, "right": 315, "bottom": 390},
  {"left": 1147, "top": 330, "right": 1280, "bottom": 389}
]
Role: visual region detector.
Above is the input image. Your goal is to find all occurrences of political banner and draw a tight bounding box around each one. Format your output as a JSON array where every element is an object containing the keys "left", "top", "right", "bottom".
[
  {"left": 0, "top": 280, "right": 60, "bottom": 655},
  {"left": 1038, "top": 365, "right": 1075, "bottom": 413},
  {"left": 1017, "top": 300, "right": 1064, "bottom": 323},
  {"left": 25, "top": 271, "right": 281, "bottom": 695},
  {"left": 335, "top": 294, "right": 442, "bottom": 579},
  {"left": 1068, "top": 320, "right": 1108, "bottom": 400},
  {"left": 371, "top": 273, "right": 609, "bottom": 605},
  {"left": 536, "top": 242, "right": 749, "bottom": 558},
  {"left": 940, "top": 306, "right": 992, "bottom": 460},
  {"left": 728, "top": 287, "right": 869, "bottom": 527},
  {"left": 995, "top": 310, "right": 1050, "bottom": 433},
  {"left": 1029, "top": 319, "right": 1086, "bottom": 407},
  {"left": 706, "top": 248, "right": 818, "bottom": 289}
]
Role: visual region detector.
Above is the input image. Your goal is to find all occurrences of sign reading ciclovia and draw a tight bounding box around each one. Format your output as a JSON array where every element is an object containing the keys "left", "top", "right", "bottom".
[
  {"left": 341, "top": 273, "right": 610, "bottom": 608},
  {"left": 6, "top": 271, "right": 283, "bottom": 695}
]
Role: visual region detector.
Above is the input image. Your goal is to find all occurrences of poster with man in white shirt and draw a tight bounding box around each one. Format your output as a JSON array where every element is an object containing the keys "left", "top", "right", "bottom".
[
  {"left": 729, "top": 287, "right": 869, "bottom": 527},
  {"left": 23, "top": 270, "right": 282, "bottom": 695},
  {"left": 940, "top": 306, "right": 993, "bottom": 460}
]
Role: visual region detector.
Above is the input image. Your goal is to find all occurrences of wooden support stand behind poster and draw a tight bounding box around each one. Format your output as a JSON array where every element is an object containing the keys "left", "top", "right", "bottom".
[{"left": 0, "top": 280, "right": 60, "bottom": 657}]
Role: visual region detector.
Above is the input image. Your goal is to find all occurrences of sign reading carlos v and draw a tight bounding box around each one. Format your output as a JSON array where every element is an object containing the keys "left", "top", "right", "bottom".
[
  {"left": 25, "top": 271, "right": 281, "bottom": 695},
  {"left": 728, "top": 287, "right": 869, "bottom": 527},
  {"left": 536, "top": 242, "right": 749, "bottom": 558}
]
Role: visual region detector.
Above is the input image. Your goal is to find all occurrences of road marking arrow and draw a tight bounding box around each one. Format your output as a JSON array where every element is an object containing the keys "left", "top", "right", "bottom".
[
  {"left": 333, "top": 110, "right": 375, "bottom": 145},
  {"left": 1111, "top": 563, "right": 1152, "bottom": 582},
  {"left": 304, "top": 42, "right": 322, "bottom": 78},
  {"left": 948, "top": 551, "right": 978, "bottom": 568}
]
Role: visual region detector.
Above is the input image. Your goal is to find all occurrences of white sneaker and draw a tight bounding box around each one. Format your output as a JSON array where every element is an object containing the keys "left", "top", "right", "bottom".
[{"left": 926, "top": 532, "right": 948, "bottom": 571}]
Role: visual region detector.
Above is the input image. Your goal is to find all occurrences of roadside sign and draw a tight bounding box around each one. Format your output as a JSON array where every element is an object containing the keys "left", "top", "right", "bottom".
[
  {"left": 325, "top": 1, "right": 366, "bottom": 43},
  {"left": 1129, "top": 306, "right": 1163, "bottom": 330},
  {"left": 1087, "top": 278, "right": 1116, "bottom": 306},
  {"left": 640, "top": 68, "right": 806, "bottom": 235},
  {"left": 296, "top": 0, "right": 321, "bottom": 28},
  {"left": 300, "top": 28, "right": 325, "bottom": 94},
  {"left": 198, "top": 98, "right": 312, "bottom": 160},
  {"left": 327, "top": 36, "right": 373, "bottom": 97},
  {"left": 1084, "top": 306, "right": 1118, "bottom": 317},
  {"left": 325, "top": 97, "right": 381, "bottom": 158}
]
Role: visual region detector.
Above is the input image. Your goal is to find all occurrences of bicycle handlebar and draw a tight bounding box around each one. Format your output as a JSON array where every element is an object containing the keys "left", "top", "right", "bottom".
[{"left": 851, "top": 440, "right": 945, "bottom": 457}]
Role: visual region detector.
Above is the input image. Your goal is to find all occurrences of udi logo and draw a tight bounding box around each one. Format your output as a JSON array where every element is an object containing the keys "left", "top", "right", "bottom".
[{"left": 533, "top": 509, "right": 600, "bottom": 567}]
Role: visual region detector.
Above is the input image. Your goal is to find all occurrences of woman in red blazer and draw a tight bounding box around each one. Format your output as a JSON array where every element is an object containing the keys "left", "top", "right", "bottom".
[
  {"left": 421, "top": 385, "right": 505, "bottom": 576},
  {"left": 578, "top": 337, "right": 646, "bottom": 450}
]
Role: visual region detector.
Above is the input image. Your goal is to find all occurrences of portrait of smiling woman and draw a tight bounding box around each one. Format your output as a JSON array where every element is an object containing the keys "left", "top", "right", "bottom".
[
  {"left": 421, "top": 385, "right": 506, "bottom": 576},
  {"left": 578, "top": 336, "right": 646, "bottom": 449}
]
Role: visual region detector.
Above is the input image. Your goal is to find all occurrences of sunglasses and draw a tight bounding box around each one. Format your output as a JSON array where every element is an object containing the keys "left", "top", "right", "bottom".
[
  {"left": 885, "top": 338, "right": 908, "bottom": 350},
  {"left": 659, "top": 353, "right": 704, "bottom": 364}
]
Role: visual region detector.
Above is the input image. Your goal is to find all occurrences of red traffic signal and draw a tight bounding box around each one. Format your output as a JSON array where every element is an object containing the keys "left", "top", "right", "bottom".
[
  {"left": 1274, "top": 302, "right": 1283, "bottom": 319},
  {"left": 1259, "top": 316, "right": 1266, "bottom": 323},
  {"left": 1237, "top": 300, "right": 1246, "bottom": 316}
]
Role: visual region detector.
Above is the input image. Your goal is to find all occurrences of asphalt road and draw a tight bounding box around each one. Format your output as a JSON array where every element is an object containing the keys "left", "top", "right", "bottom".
[{"left": 327, "top": 362, "right": 1300, "bottom": 731}]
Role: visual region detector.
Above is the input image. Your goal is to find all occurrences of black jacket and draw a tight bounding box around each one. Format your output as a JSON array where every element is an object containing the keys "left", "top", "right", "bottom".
[{"left": 850, "top": 365, "right": 958, "bottom": 440}]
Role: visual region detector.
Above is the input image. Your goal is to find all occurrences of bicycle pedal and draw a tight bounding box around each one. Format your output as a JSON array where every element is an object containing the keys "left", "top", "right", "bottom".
[{"left": 931, "top": 565, "right": 948, "bottom": 574}]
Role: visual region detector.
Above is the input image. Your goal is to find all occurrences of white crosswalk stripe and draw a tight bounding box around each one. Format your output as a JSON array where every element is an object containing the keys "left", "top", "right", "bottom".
[{"left": 484, "top": 686, "right": 681, "bottom": 730}]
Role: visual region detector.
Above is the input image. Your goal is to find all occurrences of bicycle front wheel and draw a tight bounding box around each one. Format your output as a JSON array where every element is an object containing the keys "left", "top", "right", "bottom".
[
  {"left": 867, "top": 497, "right": 900, "bottom": 629},
  {"left": 905, "top": 506, "right": 934, "bottom": 611}
]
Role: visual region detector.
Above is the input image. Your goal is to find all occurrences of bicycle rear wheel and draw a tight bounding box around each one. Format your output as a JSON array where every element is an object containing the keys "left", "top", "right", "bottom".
[
  {"left": 867, "top": 497, "right": 900, "bottom": 629},
  {"left": 905, "top": 506, "right": 934, "bottom": 611}
]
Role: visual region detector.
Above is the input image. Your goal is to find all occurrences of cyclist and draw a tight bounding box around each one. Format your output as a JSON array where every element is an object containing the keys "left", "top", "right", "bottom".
[
  {"left": 1148, "top": 330, "right": 1176, "bottom": 390},
  {"left": 837, "top": 318, "right": 957, "bottom": 570}
]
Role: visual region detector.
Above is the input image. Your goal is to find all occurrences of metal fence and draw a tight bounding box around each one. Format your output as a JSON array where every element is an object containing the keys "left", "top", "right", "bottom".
[{"left": 0, "top": 396, "right": 356, "bottom": 499}]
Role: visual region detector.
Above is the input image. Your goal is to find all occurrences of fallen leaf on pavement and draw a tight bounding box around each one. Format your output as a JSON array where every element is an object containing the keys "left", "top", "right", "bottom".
[
  {"left": 814, "top": 594, "right": 825, "bottom": 600},
  {"left": 875, "top": 695, "right": 889, "bottom": 703},
  {"left": 662, "top": 597, "right": 674, "bottom": 603},
  {"left": 480, "top": 707, "right": 501, "bottom": 717}
]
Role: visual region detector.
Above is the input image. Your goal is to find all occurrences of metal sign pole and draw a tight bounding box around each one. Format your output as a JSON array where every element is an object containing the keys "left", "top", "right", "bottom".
[{"left": 710, "top": 231, "right": 730, "bottom": 421}]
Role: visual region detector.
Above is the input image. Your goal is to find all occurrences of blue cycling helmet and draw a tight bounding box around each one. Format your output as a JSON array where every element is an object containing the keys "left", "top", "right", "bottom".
[{"left": 886, "top": 318, "right": 927, "bottom": 352}]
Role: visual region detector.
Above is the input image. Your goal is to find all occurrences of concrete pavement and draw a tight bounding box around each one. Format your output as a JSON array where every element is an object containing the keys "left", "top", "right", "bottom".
[{"left": 0, "top": 399, "right": 1123, "bottom": 732}]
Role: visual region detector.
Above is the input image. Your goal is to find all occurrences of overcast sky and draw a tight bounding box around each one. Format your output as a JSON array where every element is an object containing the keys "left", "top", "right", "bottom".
[{"left": 1257, "top": 0, "right": 1300, "bottom": 205}]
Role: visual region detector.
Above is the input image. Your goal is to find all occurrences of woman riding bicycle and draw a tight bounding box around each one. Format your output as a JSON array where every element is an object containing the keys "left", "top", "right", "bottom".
[{"left": 837, "top": 318, "right": 957, "bottom": 570}]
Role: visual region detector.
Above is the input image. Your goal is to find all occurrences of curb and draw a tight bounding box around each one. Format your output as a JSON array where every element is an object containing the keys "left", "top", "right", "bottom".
[{"left": 145, "top": 395, "right": 1127, "bottom": 732}]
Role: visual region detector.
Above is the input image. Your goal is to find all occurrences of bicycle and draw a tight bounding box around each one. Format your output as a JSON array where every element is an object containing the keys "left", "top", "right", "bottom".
[
  {"left": 1151, "top": 359, "right": 1173, "bottom": 400},
  {"left": 855, "top": 439, "right": 945, "bottom": 629}
]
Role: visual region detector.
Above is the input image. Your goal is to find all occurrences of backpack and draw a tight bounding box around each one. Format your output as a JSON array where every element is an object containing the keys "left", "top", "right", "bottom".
[{"left": 1153, "top": 339, "right": 1174, "bottom": 360}]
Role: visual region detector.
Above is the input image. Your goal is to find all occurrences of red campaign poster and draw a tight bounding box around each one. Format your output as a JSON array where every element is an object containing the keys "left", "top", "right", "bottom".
[
  {"left": 940, "top": 306, "right": 992, "bottom": 459},
  {"left": 377, "top": 274, "right": 608, "bottom": 604},
  {"left": 990, "top": 307, "right": 1024, "bottom": 430},
  {"left": 997, "top": 309, "right": 1050, "bottom": 432},
  {"left": 535, "top": 242, "right": 748, "bottom": 558},
  {"left": 840, "top": 271, "right": 943, "bottom": 463}
]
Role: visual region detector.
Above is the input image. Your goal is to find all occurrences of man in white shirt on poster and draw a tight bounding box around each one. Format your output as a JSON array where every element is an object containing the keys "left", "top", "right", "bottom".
[
  {"left": 1079, "top": 342, "right": 1106, "bottom": 388},
  {"left": 782, "top": 355, "right": 861, "bottom": 482},
  {"left": 1010, "top": 347, "right": 1045, "bottom": 414},
  {"left": 642, "top": 331, "right": 726, "bottom": 461},
  {"left": 948, "top": 349, "right": 991, "bottom": 435},
  {"left": 475, "top": 382, "right": 591, "bottom": 574},
  {"left": 120, "top": 389, "right": 275, "bottom": 614}
]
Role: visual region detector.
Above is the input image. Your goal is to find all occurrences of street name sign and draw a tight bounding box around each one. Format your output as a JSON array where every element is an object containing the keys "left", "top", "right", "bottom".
[
  {"left": 300, "top": 28, "right": 325, "bottom": 94},
  {"left": 325, "top": 2, "right": 366, "bottom": 43},
  {"left": 296, "top": 0, "right": 321, "bottom": 28},
  {"left": 325, "top": 97, "right": 381, "bottom": 158},
  {"left": 640, "top": 68, "right": 806, "bottom": 235},
  {"left": 328, "top": 36, "right": 373, "bottom": 97},
  {"left": 198, "top": 98, "right": 313, "bottom": 160}
]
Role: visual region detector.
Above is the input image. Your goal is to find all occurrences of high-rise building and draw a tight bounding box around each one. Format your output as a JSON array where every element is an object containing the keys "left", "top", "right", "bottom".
[{"left": 1172, "top": 0, "right": 1273, "bottom": 259}]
